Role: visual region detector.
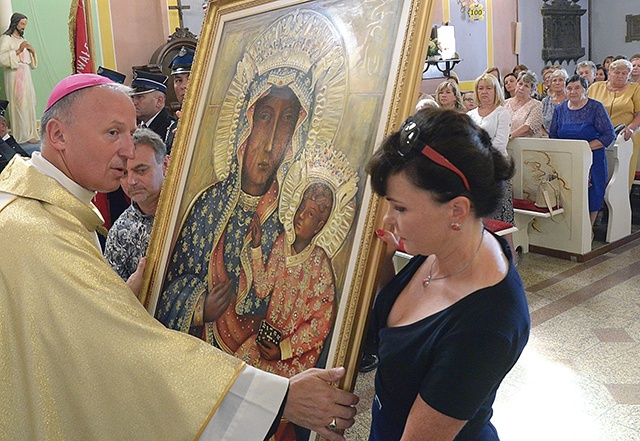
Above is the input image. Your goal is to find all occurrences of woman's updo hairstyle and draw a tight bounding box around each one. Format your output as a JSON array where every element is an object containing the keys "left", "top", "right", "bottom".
[{"left": 366, "top": 108, "right": 514, "bottom": 217}]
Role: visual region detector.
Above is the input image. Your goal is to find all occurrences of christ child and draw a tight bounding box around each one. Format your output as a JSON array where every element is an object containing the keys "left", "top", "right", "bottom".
[{"left": 235, "top": 181, "right": 336, "bottom": 378}]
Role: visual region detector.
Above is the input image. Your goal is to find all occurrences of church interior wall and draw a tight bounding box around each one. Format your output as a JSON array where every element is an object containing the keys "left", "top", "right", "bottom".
[
  {"left": 491, "top": 0, "right": 518, "bottom": 80},
  {"left": 517, "top": 0, "right": 589, "bottom": 78},
  {"left": 421, "top": 0, "right": 591, "bottom": 96},
  {"left": 590, "top": 0, "right": 640, "bottom": 64},
  {"left": 180, "top": 0, "right": 205, "bottom": 36},
  {"left": 104, "top": 0, "right": 170, "bottom": 84}
]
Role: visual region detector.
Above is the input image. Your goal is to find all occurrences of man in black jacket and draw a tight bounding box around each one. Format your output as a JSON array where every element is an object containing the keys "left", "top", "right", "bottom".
[
  {"left": 130, "top": 70, "right": 176, "bottom": 154},
  {"left": 0, "top": 139, "right": 17, "bottom": 173},
  {"left": 0, "top": 100, "right": 29, "bottom": 158}
]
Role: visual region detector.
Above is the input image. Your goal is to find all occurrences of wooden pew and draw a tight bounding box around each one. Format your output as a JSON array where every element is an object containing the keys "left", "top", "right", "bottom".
[
  {"left": 604, "top": 132, "right": 633, "bottom": 242},
  {"left": 508, "top": 138, "right": 592, "bottom": 255}
]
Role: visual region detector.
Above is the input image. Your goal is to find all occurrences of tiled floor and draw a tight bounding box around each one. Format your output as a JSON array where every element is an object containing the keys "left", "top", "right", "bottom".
[{"left": 346, "top": 238, "right": 640, "bottom": 441}]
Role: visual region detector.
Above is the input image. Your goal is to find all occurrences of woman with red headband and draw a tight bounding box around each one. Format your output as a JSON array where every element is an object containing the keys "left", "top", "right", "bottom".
[{"left": 365, "top": 108, "right": 530, "bottom": 441}]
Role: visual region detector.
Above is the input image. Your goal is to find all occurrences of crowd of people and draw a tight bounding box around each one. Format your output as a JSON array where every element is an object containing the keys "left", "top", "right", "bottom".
[{"left": 417, "top": 53, "right": 640, "bottom": 233}]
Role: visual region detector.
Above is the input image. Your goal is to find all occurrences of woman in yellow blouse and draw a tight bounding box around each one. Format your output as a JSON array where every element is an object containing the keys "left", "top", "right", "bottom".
[{"left": 588, "top": 59, "right": 640, "bottom": 188}]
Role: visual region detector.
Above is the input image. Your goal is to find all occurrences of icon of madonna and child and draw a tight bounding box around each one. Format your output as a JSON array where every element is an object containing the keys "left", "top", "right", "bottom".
[{"left": 155, "top": 9, "right": 360, "bottom": 439}]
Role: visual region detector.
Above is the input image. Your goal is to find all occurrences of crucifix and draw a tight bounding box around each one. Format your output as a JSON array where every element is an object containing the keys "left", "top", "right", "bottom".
[{"left": 169, "top": 0, "right": 191, "bottom": 28}]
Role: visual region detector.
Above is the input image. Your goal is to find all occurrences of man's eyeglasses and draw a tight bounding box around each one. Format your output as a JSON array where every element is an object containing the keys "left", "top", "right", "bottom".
[{"left": 398, "top": 119, "right": 471, "bottom": 191}]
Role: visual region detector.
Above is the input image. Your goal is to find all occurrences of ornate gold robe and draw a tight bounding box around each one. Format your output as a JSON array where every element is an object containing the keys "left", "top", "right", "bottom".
[{"left": 0, "top": 157, "right": 246, "bottom": 440}]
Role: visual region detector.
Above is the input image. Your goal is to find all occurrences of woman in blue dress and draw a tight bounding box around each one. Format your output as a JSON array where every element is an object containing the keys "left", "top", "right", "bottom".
[
  {"left": 365, "top": 108, "right": 530, "bottom": 440},
  {"left": 549, "top": 74, "right": 615, "bottom": 228}
]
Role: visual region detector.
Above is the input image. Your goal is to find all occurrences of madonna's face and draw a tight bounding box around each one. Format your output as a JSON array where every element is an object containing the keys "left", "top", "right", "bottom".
[{"left": 241, "top": 86, "right": 302, "bottom": 196}]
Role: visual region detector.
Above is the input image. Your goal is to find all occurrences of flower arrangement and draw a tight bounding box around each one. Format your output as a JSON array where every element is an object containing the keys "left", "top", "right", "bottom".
[{"left": 427, "top": 38, "right": 442, "bottom": 58}]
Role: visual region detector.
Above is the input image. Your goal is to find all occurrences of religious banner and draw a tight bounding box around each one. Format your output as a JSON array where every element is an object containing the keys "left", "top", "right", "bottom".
[
  {"left": 141, "top": 1, "right": 433, "bottom": 438},
  {"left": 69, "top": 0, "right": 93, "bottom": 74}
]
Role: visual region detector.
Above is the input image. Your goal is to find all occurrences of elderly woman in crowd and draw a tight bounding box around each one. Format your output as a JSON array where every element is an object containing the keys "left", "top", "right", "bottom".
[
  {"left": 550, "top": 75, "right": 615, "bottom": 228},
  {"left": 505, "top": 71, "right": 544, "bottom": 139},
  {"left": 367, "top": 108, "right": 530, "bottom": 441},
  {"left": 576, "top": 60, "right": 597, "bottom": 87},
  {"left": 503, "top": 72, "right": 517, "bottom": 99},
  {"left": 435, "top": 80, "right": 466, "bottom": 112},
  {"left": 588, "top": 59, "right": 640, "bottom": 188},
  {"left": 631, "top": 55, "right": 640, "bottom": 84},
  {"left": 541, "top": 68, "right": 568, "bottom": 133},
  {"left": 415, "top": 96, "right": 439, "bottom": 112},
  {"left": 468, "top": 73, "right": 513, "bottom": 224},
  {"left": 540, "top": 66, "right": 553, "bottom": 99}
]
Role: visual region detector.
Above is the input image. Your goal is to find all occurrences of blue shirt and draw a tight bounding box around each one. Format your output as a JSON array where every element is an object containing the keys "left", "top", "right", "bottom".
[
  {"left": 369, "top": 234, "right": 530, "bottom": 440},
  {"left": 549, "top": 98, "right": 615, "bottom": 147}
]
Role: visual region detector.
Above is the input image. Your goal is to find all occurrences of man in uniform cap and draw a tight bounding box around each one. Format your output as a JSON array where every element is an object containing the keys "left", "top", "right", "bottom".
[
  {"left": 165, "top": 46, "right": 195, "bottom": 152},
  {"left": 131, "top": 70, "right": 176, "bottom": 153},
  {"left": 170, "top": 46, "right": 194, "bottom": 106},
  {"left": 97, "top": 66, "right": 126, "bottom": 84}
]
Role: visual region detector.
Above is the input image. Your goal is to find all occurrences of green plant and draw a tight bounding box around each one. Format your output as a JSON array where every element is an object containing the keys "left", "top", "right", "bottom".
[{"left": 427, "top": 38, "right": 441, "bottom": 57}]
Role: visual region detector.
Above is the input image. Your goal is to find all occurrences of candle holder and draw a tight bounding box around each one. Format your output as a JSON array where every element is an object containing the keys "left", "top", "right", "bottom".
[{"left": 424, "top": 58, "right": 462, "bottom": 78}]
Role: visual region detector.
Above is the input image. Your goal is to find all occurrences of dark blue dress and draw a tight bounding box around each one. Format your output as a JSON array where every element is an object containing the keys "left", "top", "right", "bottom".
[
  {"left": 549, "top": 98, "right": 615, "bottom": 212},
  {"left": 368, "top": 234, "right": 530, "bottom": 440}
]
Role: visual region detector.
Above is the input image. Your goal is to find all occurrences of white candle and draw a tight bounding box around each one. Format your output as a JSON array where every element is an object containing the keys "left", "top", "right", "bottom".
[{"left": 437, "top": 25, "right": 456, "bottom": 60}]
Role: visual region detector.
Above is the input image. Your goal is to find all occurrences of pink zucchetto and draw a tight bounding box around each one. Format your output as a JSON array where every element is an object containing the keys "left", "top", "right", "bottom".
[{"left": 45, "top": 74, "right": 114, "bottom": 111}]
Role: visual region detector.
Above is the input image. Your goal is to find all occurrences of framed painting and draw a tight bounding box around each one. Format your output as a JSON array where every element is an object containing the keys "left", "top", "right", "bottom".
[{"left": 141, "top": 0, "right": 433, "bottom": 419}]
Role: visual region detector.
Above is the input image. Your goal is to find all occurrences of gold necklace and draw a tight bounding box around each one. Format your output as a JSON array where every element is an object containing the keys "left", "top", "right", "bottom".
[{"left": 422, "top": 230, "right": 485, "bottom": 288}]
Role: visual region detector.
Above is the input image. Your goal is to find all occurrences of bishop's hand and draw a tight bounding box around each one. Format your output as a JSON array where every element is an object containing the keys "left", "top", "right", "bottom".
[{"left": 284, "top": 367, "right": 359, "bottom": 441}]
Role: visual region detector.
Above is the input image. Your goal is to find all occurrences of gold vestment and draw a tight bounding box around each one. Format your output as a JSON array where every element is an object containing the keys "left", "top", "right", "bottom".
[{"left": 0, "top": 157, "right": 244, "bottom": 440}]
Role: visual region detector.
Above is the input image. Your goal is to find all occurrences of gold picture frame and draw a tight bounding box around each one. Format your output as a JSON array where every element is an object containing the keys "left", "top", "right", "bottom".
[{"left": 140, "top": 0, "right": 433, "bottom": 398}]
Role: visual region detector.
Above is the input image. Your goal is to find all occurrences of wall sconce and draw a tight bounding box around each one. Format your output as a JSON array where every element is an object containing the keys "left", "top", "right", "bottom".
[{"left": 424, "top": 24, "right": 460, "bottom": 78}]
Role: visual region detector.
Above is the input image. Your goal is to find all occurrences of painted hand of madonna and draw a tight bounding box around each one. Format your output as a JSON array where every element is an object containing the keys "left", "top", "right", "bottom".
[
  {"left": 257, "top": 339, "right": 281, "bottom": 361},
  {"left": 250, "top": 212, "right": 262, "bottom": 248},
  {"left": 203, "top": 279, "right": 235, "bottom": 323}
]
